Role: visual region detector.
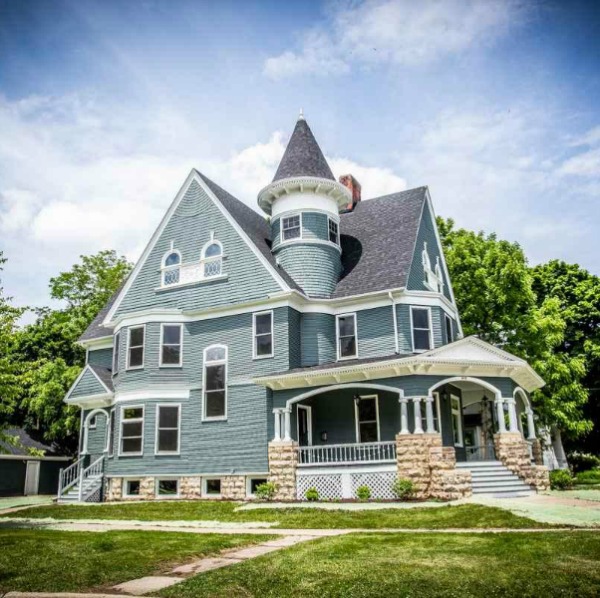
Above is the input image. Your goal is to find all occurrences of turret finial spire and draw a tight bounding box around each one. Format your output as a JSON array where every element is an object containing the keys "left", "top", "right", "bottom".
[{"left": 298, "top": 108, "right": 305, "bottom": 121}]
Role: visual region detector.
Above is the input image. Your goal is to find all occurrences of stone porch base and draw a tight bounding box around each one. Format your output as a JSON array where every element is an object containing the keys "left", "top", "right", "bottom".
[{"left": 494, "top": 433, "right": 550, "bottom": 491}]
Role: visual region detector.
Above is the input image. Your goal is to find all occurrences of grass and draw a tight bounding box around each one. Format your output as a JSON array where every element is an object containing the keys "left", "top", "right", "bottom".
[
  {"left": 575, "top": 469, "right": 600, "bottom": 486},
  {"left": 2, "top": 501, "right": 551, "bottom": 529},
  {"left": 0, "top": 529, "right": 271, "bottom": 593},
  {"left": 161, "top": 532, "right": 600, "bottom": 598}
]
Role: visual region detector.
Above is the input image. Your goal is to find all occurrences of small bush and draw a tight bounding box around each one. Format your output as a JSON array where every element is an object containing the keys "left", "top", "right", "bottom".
[
  {"left": 550, "top": 469, "right": 575, "bottom": 490},
  {"left": 356, "top": 485, "right": 371, "bottom": 501},
  {"left": 305, "top": 487, "right": 319, "bottom": 501},
  {"left": 575, "top": 469, "right": 600, "bottom": 486},
  {"left": 392, "top": 478, "right": 415, "bottom": 500},
  {"left": 568, "top": 451, "right": 600, "bottom": 473},
  {"left": 254, "top": 481, "right": 277, "bottom": 501}
]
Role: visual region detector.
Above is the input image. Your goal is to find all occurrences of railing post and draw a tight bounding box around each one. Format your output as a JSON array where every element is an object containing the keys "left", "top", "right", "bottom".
[{"left": 58, "top": 468, "right": 63, "bottom": 498}]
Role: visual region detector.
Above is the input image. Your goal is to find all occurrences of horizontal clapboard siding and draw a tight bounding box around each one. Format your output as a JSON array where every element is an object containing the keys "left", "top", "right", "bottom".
[
  {"left": 301, "top": 313, "right": 336, "bottom": 366},
  {"left": 83, "top": 409, "right": 108, "bottom": 459},
  {"left": 88, "top": 348, "right": 113, "bottom": 369},
  {"left": 70, "top": 369, "right": 107, "bottom": 398},
  {"left": 271, "top": 211, "right": 329, "bottom": 250}
]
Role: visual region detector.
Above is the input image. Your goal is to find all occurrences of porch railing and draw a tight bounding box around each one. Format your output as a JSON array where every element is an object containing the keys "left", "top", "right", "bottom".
[
  {"left": 298, "top": 441, "right": 397, "bottom": 466},
  {"left": 465, "top": 444, "right": 497, "bottom": 462},
  {"left": 58, "top": 456, "right": 84, "bottom": 497},
  {"left": 78, "top": 455, "right": 105, "bottom": 502}
]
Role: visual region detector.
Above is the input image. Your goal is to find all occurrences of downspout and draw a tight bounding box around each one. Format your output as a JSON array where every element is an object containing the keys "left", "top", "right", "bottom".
[{"left": 389, "top": 292, "right": 400, "bottom": 354}]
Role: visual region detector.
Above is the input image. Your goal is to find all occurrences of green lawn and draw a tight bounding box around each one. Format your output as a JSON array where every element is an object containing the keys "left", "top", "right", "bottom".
[
  {"left": 161, "top": 532, "right": 600, "bottom": 598},
  {"left": 0, "top": 529, "right": 271, "bottom": 593},
  {"left": 3, "top": 501, "right": 551, "bottom": 529}
]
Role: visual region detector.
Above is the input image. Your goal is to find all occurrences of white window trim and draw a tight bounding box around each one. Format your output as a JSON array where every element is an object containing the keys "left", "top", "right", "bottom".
[
  {"left": 451, "top": 394, "right": 464, "bottom": 448},
  {"left": 409, "top": 306, "right": 433, "bottom": 353},
  {"left": 88, "top": 415, "right": 97, "bottom": 429},
  {"left": 280, "top": 213, "right": 303, "bottom": 242},
  {"left": 203, "top": 477, "right": 222, "bottom": 498},
  {"left": 155, "top": 477, "right": 180, "bottom": 499},
  {"left": 444, "top": 313, "right": 454, "bottom": 344},
  {"left": 154, "top": 403, "right": 181, "bottom": 456},
  {"left": 296, "top": 404, "right": 313, "bottom": 446},
  {"left": 118, "top": 404, "right": 145, "bottom": 457},
  {"left": 122, "top": 478, "right": 142, "bottom": 498},
  {"left": 246, "top": 476, "right": 269, "bottom": 498},
  {"left": 354, "top": 395, "right": 381, "bottom": 443},
  {"left": 126, "top": 325, "right": 145, "bottom": 370},
  {"left": 202, "top": 344, "right": 228, "bottom": 422},
  {"left": 252, "top": 310, "right": 274, "bottom": 360},
  {"left": 336, "top": 312, "right": 358, "bottom": 361},
  {"left": 113, "top": 331, "right": 120, "bottom": 375},
  {"left": 328, "top": 217, "right": 340, "bottom": 246},
  {"left": 200, "top": 239, "right": 224, "bottom": 279},
  {"left": 161, "top": 249, "right": 182, "bottom": 287},
  {"left": 159, "top": 323, "right": 183, "bottom": 368}
]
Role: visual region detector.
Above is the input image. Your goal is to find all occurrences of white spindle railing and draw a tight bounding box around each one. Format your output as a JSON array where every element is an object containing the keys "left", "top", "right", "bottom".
[
  {"left": 297, "top": 441, "right": 396, "bottom": 466},
  {"left": 58, "top": 457, "right": 84, "bottom": 497},
  {"left": 78, "top": 455, "right": 105, "bottom": 502}
]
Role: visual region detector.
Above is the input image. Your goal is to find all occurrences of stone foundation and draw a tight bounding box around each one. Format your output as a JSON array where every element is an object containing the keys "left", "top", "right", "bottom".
[
  {"left": 396, "top": 433, "right": 472, "bottom": 500},
  {"left": 268, "top": 440, "right": 298, "bottom": 500},
  {"left": 105, "top": 477, "right": 122, "bottom": 501},
  {"left": 221, "top": 476, "right": 247, "bottom": 500},
  {"left": 494, "top": 433, "right": 549, "bottom": 491},
  {"left": 531, "top": 438, "right": 543, "bottom": 466},
  {"left": 180, "top": 476, "right": 202, "bottom": 499}
]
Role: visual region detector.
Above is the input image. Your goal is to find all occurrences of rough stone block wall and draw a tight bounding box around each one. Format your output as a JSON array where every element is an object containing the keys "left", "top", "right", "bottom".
[
  {"left": 221, "top": 476, "right": 247, "bottom": 500},
  {"left": 494, "top": 433, "right": 550, "bottom": 491},
  {"left": 105, "top": 477, "right": 122, "bottom": 501},
  {"left": 180, "top": 477, "right": 202, "bottom": 499},
  {"left": 268, "top": 440, "right": 298, "bottom": 501},
  {"left": 531, "top": 438, "right": 544, "bottom": 466}
]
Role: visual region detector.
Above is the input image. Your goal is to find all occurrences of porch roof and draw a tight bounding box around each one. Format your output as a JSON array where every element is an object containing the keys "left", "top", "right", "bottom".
[{"left": 253, "top": 336, "right": 545, "bottom": 393}]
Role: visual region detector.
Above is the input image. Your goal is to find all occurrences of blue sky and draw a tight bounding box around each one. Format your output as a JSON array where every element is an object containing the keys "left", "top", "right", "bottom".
[{"left": 1, "top": 0, "right": 599, "bottom": 311}]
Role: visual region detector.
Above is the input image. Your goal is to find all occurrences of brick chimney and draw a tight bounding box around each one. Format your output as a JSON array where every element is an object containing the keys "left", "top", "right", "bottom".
[{"left": 339, "top": 174, "right": 361, "bottom": 211}]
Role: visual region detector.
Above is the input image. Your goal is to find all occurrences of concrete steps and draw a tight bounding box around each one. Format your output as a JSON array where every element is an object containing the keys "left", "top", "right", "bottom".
[{"left": 457, "top": 461, "right": 534, "bottom": 498}]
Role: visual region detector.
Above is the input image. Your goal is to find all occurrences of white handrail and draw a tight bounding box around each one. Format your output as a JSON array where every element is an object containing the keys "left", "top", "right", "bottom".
[
  {"left": 298, "top": 441, "right": 396, "bottom": 466},
  {"left": 58, "top": 457, "right": 84, "bottom": 497},
  {"left": 78, "top": 455, "right": 104, "bottom": 502}
]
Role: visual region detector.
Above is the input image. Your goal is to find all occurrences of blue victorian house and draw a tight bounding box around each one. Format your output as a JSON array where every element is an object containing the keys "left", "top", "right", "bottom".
[{"left": 61, "top": 115, "right": 549, "bottom": 503}]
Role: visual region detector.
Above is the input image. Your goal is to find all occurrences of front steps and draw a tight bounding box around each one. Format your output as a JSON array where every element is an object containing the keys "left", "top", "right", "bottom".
[
  {"left": 58, "top": 474, "right": 103, "bottom": 503},
  {"left": 457, "top": 461, "right": 535, "bottom": 498}
]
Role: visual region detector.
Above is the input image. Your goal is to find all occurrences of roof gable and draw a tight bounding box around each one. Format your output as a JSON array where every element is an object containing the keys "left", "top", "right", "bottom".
[
  {"left": 421, "top": 336, "right": 527, "bottom": 365},
  {"left": 65, "top": 364, "right": 113, "bottom": 402}
]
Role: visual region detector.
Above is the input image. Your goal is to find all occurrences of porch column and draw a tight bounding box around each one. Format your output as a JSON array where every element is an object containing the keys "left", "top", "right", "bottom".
[
  {"left": 424, "top": 396, "right": 436, "bottom": 434},
  {"left": 495, "top": 397, "right": 507, "bottom": 433},
  {"left": 399, "top": 397, "right": 410, "bottom": 434},
  {"left": 412, "top": 397, "right": 424, "bottom": 434},
  {"left": 525, "top": 408, "right": 536, "bottom": 440},
  {"left": 283, "top": 408, "right": 292, "bottom": 441},
  {"left": 272, "top": 409, "right": 282, "bottom": 441},
  {"left": 506, "top": 397, "right": 519, "bottom": 433}
]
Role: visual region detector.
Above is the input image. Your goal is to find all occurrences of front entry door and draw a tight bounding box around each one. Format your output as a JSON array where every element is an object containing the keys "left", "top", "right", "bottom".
[
  {"left": 297, "top": 405, "right": 312, "bottom": 446},
  {"left": 24, "top": 461, "right": 40, "bottom": 495}
]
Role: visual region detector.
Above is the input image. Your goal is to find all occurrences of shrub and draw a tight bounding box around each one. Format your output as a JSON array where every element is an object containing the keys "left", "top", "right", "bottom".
[
  {"left": 305, "top": 487, "right": 319, "bottom": 501},
  {"left": 392, "top": 478, "right": 415, "bottom": 500},
  {"left": 254, "top": 481, "right": 277, "bottom": 501},
  {"left": 550, "top": 469, "right": 575, "bottom": 490},
  {"left": 356, "top": 485, "right": 371, "bottom": 501},
  {"left": 567, "top": 451, "right": 600, "bottom": 473},
  {"left": 575, "top": 469, "right": 600, "bottom": 486}
]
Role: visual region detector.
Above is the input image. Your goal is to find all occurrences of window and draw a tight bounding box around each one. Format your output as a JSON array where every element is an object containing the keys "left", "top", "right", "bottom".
[
  {"left": 204, "top": 478, "right": 221, "bottom": 496},
  {"left": 203, "top": 345, "right": 227, "bottom": 420},
  {"left": 123, "top": 479, "right": 140, "bottom": 497},
  {"left": 336, "top": 313, "right": 357, "bottom": 360},
  {"left": 355, "top": 395, "right": 380, "bottom": 443},
  {"left": 156, "top": 479, "right": 179, "bottom": 498},
  {"left": 113, "top": 332, "right": 120, "bottom": 374},
  {"left": 451, "top": 395, "right": 463, "bottom": 447},
  {"left": 247, "top": 477, "right": 268, "bottom": 496},
  {"left": 411, "top": 307, "right": 432, "bottom": 352},
  {"left": 160, "top": 324, "right": 183, "bottom": 367},
  {"left": 120, "top": 406, "right": 144, "bottom": 455},
  {"left": 422, "top": 242, "right": 444, "bottom": 293},
  {"left": 202, "top": 241, "right": 223, "bottom": 278},
  {"left": 89, "top": 415, "right": 97, "bottom": 429},
  {"left": 328, "top": 218, "right": 339, "bottom": 245},
  {"left": 127, "top": 326, "right": 145, "bottom": 369},
  {"left": 253, "top": 311, "right": 273, "bottom": 358},
  {"left": 281, "top": 214, "right": 301, "bottom": 241},
  {"left": 162, "top": 251, "right": 181, "bottom": 286},
  {"left": 445, "top": 314, "right": 454, "bottom": 343},
  {"left": 155, "top": 404, "right": 180, "bottom": 454}
]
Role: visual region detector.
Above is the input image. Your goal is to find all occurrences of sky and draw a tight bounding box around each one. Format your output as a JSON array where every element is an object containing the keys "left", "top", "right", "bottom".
[{"left": 1, "top": 0, "right": 599, "bottom": 315}]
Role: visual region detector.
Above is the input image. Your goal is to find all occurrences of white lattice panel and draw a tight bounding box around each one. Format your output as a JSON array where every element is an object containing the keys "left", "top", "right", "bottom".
[
  {"left": 297, "top": 474, "right": 343, "bottom": 500},
  {"left": 351, "top": 472, "right": 396, "bottom": 499},
  {"left": 297, "top": 470, "right": 397, "bottom": 500}
]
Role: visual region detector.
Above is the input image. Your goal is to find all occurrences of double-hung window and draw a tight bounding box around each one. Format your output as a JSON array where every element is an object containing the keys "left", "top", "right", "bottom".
[
  {"left": 411, "top": 307, "right": 432, "bottom": 352},
  {"left": 160, "top": 324, "right": 183, "bottom": 367},
  {"left": 281, "top": 215, "right": 301, "bottom": 241},
  {"left": 127, "top": 326, "right": 145, "bottom": 369},
  {"left": 253, "top": 311, "right": 273, "bottom": 358},
  {"left": 203, "top": 345, "right": 227, "bottom": 420},
  {"left": 336, "top": 313, "right": 357, "bottom": 360},
  {"left": 155, "top": 404, "right": 180, "bottom": 454},
  {"left": 445, "top": 314, "right": 454, "bottom": 343},
  {"left": 355, "top": 395, "right": 380, "bottom": 443},
  {"left": 113, "top": 332, "right": 120, "bottom": 374},
  {"left": 120, "top": 406, "right": 144, "bottom": 456},
  {"left": 328, "top": 218, "right": 339, "bottom": 245}
]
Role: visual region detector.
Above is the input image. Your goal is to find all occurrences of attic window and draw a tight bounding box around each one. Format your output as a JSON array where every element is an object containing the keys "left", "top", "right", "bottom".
[
  {"left": 281, "top": 215, "right": 301, "bottom": 241},
  {"left": 328, "top": 218, "right": 339, "bottom": 245},
  {"left": 422, "top": 243, "right": 444, "bottom": 294},
  {"left": 162, "top": 251, "right": 181, "bottom": 286},
  {"left": 201, "top": 241, "right": 223, "bottom": 278}
]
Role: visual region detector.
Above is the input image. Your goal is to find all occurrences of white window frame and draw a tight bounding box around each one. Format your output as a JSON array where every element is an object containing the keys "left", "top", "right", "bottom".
[
  {"left": 122, "top": 478, "right": 142, "bottom": 498},
  {"left": 161, "top": 249, "right": 182, "bottom": 287},
  {"left": 159, "top": 323, "right": 183, "bottom": 368},
  {"left": 113, "top": 331, "right": 120, "bottom": 375},
  {"left": 246, "top": 476, "right": 269, "bottom": 498},
  {"left": 119, "top": 404, "right": 145, "bottom": 457},
  {"left": 432, "top": 391, "right": 443, "bottom": 434},
  {"left": 296, "top": 404, "right": 313, "bottom": 446},
  {"left": 328, "top": 217, "right": 339, "bottom": 245},
  {"left": 252, "top": 310, "right": 274, "bottom": 359},
  {"left": 88, "top": 415, "right": 97, "bottom": 429},
  {"left": 354, "top": 394, "right": 381, "bottom": 443},
  {"left": 202, "top": 344, "right": 228, "bottom": 421},
  {"left": 200, "top": 239, "right": 224, "bottom": 279},
  {"left": 154, "top": 403, "right": 181, "bottom": 455},
  {"left": 451, "top": 394, "right": 464, "bottom": 448},
  {"left": 280, "top": 213, "right": 302, "bottom": 242},
  {"left": 126, "top": 325, "right": 145, "bottom": 370},
  {"left": 203, "top": 477, "right": 222, "bottom": 498},
  {"left": 336, "top": 313, "right": 358, "bottom": 361},
  {"left": 410, "top": 306, "right": 433, "bottom": 353},
  {"left": 155, "top": 478, "right": 180, "bottom": 499},
  {"left": 444, "top": 313, "right": 454, "bottom": 344}
]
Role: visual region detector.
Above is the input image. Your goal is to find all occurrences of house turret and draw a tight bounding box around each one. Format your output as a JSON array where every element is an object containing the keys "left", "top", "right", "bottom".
[{"left": 257, "top": 113, "right": 351, "bottom": 297}]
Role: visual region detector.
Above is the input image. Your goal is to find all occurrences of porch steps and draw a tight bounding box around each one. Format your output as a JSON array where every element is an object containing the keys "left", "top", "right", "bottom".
[
  {"left": 456, "top": 461, "right": 534, "bottom": 498},
  {"left": 58, "top": 474, "right": 103, "bottom": 503}
]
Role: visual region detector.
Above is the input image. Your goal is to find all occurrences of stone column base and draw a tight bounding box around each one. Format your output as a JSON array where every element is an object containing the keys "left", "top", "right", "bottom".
[
  {"left": 494, "top": 433, "right": 550, "bottom": 491},
  {"left": 268, "top": 440, "right": 298, "bottom": 501}
]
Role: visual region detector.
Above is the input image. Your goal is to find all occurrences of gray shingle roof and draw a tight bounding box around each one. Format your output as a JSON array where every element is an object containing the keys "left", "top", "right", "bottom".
[
  {"left": 89, "top": 364, "right": 114, "bottom": 392},
  {"left": 273, "top": 118, "right": 335, "bottom": 182},
  {"left": 79, "top": 284, "right": 125, "bottom": 342},
  {"left": 0, "top": 427, "right": 59, "bottom": 456}
]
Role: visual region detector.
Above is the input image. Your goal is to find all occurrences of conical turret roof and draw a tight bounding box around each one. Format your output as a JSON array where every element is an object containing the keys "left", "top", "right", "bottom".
[{"left": 273, "top": 116, "right": 335, "bottom": 182}]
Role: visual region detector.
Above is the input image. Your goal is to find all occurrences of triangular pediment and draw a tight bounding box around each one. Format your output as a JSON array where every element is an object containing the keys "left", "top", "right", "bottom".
[
  {"left": 65, "top": 365, "right": 113, "bottom": 402},
  {"left": 420, "top": 336, "right": 525, "bottom": 365}
]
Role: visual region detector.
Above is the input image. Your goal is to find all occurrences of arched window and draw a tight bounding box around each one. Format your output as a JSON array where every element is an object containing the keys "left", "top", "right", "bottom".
[
  {"left": 162, "top": 250, "right": 181, "bottom": 286},
  {"left": 203, "top": 344, "right": 227, "bottom": 420},
  {"left": 201, "top": 240, "right": 223, "bottom": 278}
]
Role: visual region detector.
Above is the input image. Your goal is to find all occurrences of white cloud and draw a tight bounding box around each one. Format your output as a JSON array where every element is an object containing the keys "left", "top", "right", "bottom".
[
  {"left": 264, "top": 0, "right": 526, "bottom": 78},
  {"left": 558, "top": 148, "right": 600, "bottom": 177}
]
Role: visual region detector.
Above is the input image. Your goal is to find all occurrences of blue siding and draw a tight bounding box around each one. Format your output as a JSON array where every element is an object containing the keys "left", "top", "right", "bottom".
[
  {"left": 301, "top": 313, "right": 335, "bottom": 366},
  {"left": 356, "top": 306, "right": 396, "bottom": 359},
  {"left": 71, "top": 369, "right": 107, "bottom": 398},
  {"left": 88, "top": 348, "right": 112, "bottom": 369},
  {"left": 83, "top": 409, "right": 108, "bottom": 459},
  {"left": 288, "top": 308, "right": 302, "bottom": 369},
  {"left": 271, "top": 212, "right": 330, "bottom": 249}
]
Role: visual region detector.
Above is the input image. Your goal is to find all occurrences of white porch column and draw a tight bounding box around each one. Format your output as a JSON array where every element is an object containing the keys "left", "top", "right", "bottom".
[
  {"left": 495, "top": 397, "right": 507, "bottom": 433},
  {"left": 412, "top": 397, "right": 424, "bottom": 434},
  {"left": 526, "top": 408, "right": 536, "bottom": 440},
  {"left": 399, "top": 397, "right": 409, "bottom": 434},
  {"left": 506, "top": 397, "right": 519, "bottom": 433},
  {"left": 425, "top": 396, "right": 436, "bottom": 434},
  {"left": 272, "top": 408, "right": 282, "bottom": 441},
  {"left": 283, "top": 408, "right": 292, "bottom": 441}
]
